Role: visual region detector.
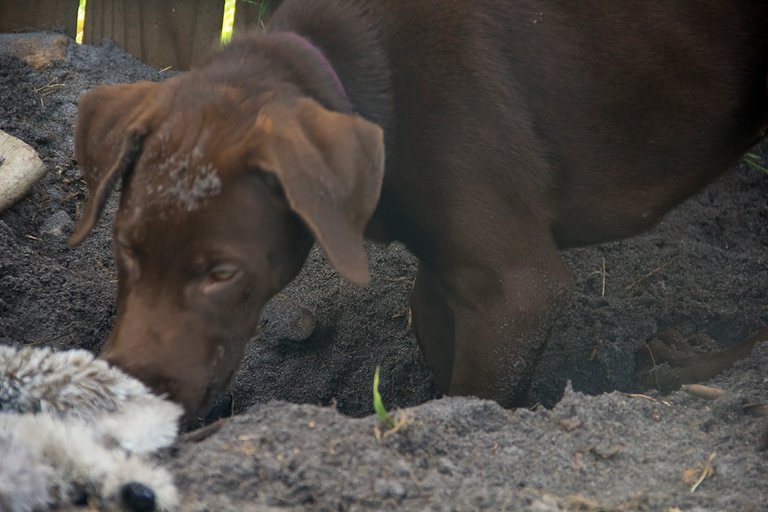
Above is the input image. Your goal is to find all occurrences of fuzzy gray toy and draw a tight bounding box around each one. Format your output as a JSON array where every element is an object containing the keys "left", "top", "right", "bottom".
[{"left": 0, "top": 345, "right": 182, "bottom": 512}]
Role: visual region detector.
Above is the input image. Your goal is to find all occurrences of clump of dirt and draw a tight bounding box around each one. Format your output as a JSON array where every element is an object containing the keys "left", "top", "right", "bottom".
[{"left": 1, "top": 33, "right": 766, "bottom": 510}]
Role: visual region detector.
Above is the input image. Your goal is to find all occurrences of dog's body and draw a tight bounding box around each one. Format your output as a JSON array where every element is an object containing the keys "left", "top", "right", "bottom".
[{"left": 71, "top": 0, "right": 768, "bottom": 416}]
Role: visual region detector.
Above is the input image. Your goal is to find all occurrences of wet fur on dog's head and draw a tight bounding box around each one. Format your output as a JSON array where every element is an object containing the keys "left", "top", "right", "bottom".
[{"left": 70, "top": 49, "right": 385, "bottom": 416}]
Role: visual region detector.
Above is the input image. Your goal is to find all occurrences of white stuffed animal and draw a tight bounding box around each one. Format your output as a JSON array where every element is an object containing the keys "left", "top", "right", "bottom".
[{"left": 0, "top": 345, "right": 182, "bottom": 511}]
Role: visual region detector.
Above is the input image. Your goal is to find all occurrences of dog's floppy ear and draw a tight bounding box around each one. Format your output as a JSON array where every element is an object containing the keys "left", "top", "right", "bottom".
[
  {"left": 250, "top": 98, "right": 385, "bottom": 284},
  {"left": 69, "top": 82, "right": 161, "bottom": 246}
]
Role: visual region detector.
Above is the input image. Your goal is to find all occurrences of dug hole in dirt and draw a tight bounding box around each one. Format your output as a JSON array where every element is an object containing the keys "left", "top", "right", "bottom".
[{"left": 1, "top": 33, "right": 767, "bottom": 510}]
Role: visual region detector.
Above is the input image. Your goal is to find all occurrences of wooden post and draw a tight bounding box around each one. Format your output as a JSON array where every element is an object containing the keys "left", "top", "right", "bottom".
[
  {"left": 0, "top": 0, "right": 79, "bottom": 38},
  {"left": 83, "top": 0, "right": 224, "bottom": 70}
]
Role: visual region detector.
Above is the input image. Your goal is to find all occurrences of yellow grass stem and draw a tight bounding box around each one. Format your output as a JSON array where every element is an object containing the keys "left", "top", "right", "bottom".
[
  {"left": 221, "top": 0, "right": 237, "bottom": 45},
  {"left": 76, "top": 0, "right": 86, "bottom": 44}
]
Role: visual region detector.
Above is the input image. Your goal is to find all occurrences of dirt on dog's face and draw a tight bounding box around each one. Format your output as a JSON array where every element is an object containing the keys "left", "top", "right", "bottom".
[
  {"left": 70, "top": 74, "right": 385, "bottom": 417},
  {"left": 102, "top": 161, "right": 313, "bottom": 417}
]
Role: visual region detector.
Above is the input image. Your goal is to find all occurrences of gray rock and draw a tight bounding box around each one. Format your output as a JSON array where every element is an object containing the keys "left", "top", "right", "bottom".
[{"left": 40, "top": 210, "right": 73, "bottom": 237}]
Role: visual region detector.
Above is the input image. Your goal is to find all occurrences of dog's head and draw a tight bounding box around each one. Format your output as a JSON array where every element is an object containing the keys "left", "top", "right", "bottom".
[{"left": 70, "top": 73, "right": 384, "bottom": 417}]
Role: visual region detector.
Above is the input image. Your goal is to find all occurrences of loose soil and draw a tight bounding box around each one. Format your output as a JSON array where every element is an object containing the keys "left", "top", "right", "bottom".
[{"left": 1, "top": 34, "right": 767, "bottom": 511}]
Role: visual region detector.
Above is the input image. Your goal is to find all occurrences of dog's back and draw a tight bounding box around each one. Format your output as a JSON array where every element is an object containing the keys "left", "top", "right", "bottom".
[{"left": 271, "top": 0, "right": 768, "bottom": 250}]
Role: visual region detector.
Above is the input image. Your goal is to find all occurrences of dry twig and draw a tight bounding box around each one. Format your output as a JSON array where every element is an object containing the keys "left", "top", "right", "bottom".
[
  {"left": 588, "top": 256, "right": 607, "bottom": 297},
  {"left": 374, "top": 410, "right": 411, "bottom": 441},
  {"left": 624, "top": 393, "right": 672, "bottom": 407},
  {"left": 625, "top": 257, "right": 679, "bottom": 291},
  {"left": 689, "top": 452, "right": 716, "bottom": 494}
]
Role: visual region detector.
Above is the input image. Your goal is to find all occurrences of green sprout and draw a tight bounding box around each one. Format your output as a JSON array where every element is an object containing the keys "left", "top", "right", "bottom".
[{"left": 373, "top": 366, "right": 395, "bottom": 430}]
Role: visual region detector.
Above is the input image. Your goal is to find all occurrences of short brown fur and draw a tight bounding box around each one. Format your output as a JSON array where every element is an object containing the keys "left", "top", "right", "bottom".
[{"left": 72, "top": 0, "right": 768, "bottom": 417}]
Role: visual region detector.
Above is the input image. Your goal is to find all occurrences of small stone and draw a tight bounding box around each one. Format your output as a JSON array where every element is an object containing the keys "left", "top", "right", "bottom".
[
  {"left": 373, "top": 479, "right": 406, "bottom": 500},
  {"left": 437, "top": 457, "right": 458, "bottom": 476},
  {"left": 40, "top": 210, "right": 74, "bottom": 237},
  {"left": 711, "top": 394, "right": 746, "bottom": 423},
  {"left": 558, "top": 416, "right": 582, "bottom": 432},
  {"left": 392, "top": 459, "right": 411, "bottom": 477}
]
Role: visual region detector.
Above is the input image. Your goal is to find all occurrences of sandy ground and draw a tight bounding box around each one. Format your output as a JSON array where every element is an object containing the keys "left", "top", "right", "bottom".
[{"left": 1, "top": 33, "right": 767, "bottom": 510}]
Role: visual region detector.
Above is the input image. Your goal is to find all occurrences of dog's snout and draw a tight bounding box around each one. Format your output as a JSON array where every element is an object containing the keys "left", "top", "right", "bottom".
[{"left": 100, "top": 347, "right": 208, "bottom": 415}]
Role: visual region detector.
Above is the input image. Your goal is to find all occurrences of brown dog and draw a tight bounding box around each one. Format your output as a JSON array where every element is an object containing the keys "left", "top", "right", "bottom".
[{"left": 70, "top": 0, "right": 768, "bottom": 417}]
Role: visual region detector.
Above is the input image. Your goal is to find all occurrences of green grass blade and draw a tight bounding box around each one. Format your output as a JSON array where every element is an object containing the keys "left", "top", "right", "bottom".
[
  {"left": 373, "top": 366, "right": 394, "bottom": 428},
  {"left": 744, "top": 153, "right": 768, "bottom": 175}
]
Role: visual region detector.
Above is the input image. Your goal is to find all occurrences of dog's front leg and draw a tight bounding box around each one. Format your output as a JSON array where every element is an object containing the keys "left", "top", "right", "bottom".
[
  {"left": 410, "top": 262, "right": 456, "bottom": 393},
  {"left": 427, "top": 230, "right": 571, "bottom": 407}
]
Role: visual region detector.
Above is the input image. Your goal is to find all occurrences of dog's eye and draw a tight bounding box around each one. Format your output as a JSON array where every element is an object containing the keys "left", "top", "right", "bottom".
[
  {"left": 202, "top": 264, "right": 242, "bottom": 295},
  {"left": 208, "top": 264, "right": 239, "bottom": 282}
]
